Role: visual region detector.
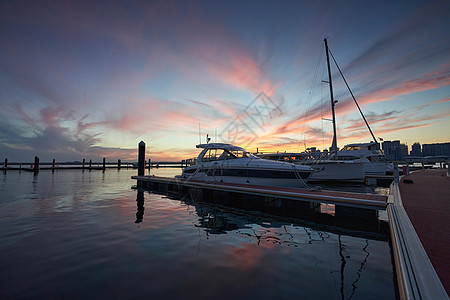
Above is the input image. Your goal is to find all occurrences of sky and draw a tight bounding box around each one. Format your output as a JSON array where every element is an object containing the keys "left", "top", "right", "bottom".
[{"left": 1, "top": 0, "right": 449, "bottom": 162}]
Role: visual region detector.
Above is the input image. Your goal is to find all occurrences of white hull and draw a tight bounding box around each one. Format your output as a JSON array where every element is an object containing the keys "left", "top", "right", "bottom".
[
  {"left": 362, "top": 162, "right": 387, "bottom": 175},
  {"left": 182, "top": 173, "right": 308, "bottom": 188},
  {"left": 307, "top": 161, "right": 365, "bottom": 182}
]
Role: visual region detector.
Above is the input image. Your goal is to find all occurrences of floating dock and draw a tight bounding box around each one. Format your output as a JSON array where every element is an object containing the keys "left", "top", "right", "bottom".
[
  {"left": 388, "top": 169, "right": 449, "bottom": 299},
  {"left": 132, "top": 175, "right": 387, "bottom": 211}
]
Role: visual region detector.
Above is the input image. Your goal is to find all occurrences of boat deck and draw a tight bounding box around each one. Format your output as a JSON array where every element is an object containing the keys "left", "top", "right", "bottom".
[{"left": 399, "top": 169, "right": 450, "bottom": 295}]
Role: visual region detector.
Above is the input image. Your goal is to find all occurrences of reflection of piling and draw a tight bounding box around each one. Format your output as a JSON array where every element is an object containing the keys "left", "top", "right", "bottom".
[
  {"left": 136, "top": 190, "right": 145, "bottom": 223},
  {"left": 102, "top": 158, "right": 106, "bottom": 172},
  {"left": 33, "top": 156, "right": 39, "bottom": 174}
]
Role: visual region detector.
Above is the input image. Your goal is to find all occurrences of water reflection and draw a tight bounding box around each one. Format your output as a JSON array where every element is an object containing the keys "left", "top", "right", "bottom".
[
  {"left": 135, "top": 190, "right": 145, "bottom": 223},
  {"left": 135, "top": 188, "right": 391, "bottom": 299}
]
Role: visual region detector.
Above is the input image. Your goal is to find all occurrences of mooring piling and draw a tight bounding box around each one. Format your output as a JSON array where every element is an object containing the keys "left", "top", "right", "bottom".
[
  {"left": 138, "top": 141, "right": 145, "bottom": 177},
  {"left": 118, "top": 159, "right": 121, "bottom": 170},
  {"left": 33, "top": 156, "right": 39, "bottom": 174},
  {"left": 102, "top": 158, "right": 106, "bottom": 171}
]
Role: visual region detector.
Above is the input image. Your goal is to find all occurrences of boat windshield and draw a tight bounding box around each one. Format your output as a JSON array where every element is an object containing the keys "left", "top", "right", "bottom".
[{"left": 201, "top": 148, "right": 253, "bottom": 162}]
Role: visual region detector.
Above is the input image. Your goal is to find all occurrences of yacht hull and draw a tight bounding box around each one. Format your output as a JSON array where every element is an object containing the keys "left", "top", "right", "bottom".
[{"left": 308, "top": 161, "right": 365, "bottom": 182}]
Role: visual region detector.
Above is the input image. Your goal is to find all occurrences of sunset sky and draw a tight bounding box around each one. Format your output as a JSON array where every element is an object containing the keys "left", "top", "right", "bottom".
[{"left": 1, "top": 0, "right": 449, "bottom": 162}]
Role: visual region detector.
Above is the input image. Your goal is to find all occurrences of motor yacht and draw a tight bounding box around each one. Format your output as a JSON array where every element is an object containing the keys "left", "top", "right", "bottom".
[{"left": 177, "top": 143, "right": 314, "bottom": 188}]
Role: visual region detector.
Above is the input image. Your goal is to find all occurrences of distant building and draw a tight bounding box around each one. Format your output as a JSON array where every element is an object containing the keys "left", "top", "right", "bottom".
[
  {"left": 382, "top": 140, "right": 408, "bottom": 161},
  {"left": 400, "top": 144, "right": 408, "bottom": 159},
  {"left": 410, "top": 142, "right": 422, "bottom": 157},
  {"left": 422, "top": 142, "right": 450, "bottom": 156}
]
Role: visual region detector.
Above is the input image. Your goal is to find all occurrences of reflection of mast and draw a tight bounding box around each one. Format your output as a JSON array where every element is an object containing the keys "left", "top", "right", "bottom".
[
  {"left": 338, "top": 234, "right": 346, "bottom": 300},
  {"left": 349, "top": 239, "right": 370, "bottom": 299},
  {"left": 324, "top": 38, "right": 338, "bottom": 155},
  {"left": 136, "top": 190, "right": 144, "bottom": 223}
]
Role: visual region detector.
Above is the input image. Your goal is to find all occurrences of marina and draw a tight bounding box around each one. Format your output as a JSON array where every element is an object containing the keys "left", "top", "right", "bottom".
[
  {"left": 131, "top": 140, "right": 450, "bottom": 299},
  {"left": 2, "top": 1, "right": 449, "bottom": 299},
  {"left": 0, "top": 168, "right": 396, "bottom": 299}
]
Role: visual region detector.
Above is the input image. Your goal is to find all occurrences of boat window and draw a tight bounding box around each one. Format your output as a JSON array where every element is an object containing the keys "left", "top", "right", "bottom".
[
  {"left": 229, "top": 150, "right": 251, "bottom": 158},
  {"left": 341, "top": 146, "right": 362, "bottom": 151}
]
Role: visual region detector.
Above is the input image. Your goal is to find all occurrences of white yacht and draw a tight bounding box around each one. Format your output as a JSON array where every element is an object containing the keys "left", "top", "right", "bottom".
[
  {"left": 333, "top": 142, "right": 389, "bottom": 175},
  {"left": 258, "top": 153, "right": 365, "bottom": 182},
  {"left": 177, "top": 143, "right": 314, "bottom": 188}
]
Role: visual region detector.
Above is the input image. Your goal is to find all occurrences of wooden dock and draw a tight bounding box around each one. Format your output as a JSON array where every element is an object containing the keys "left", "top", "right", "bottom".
[
  {"left": 132, "top": 175, "right": 387, "bottom": 210},
  {"left": 387, "top": 169, "right": 449, "bottom": 299}
]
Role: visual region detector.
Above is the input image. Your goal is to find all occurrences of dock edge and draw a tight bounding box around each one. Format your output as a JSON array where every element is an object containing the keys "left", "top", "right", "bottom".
[{"left": 387, "top": 182, "right": 448, "bottom": 299}]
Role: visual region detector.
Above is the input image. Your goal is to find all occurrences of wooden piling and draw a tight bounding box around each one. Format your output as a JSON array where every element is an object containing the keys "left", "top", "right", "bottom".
[
  {"left": 33, "top": 156, "right": 39, "bottom": 174},
  {"left": 138, "top": 141, "right": 145, "bottom": 176},
  {"left": 118, "top": 159, "right": 121, "bottom": 170},
  {"left": 148, "top": 158, "right": 151, "bottom": 170},
  {"left": 89, "top": 159, "right": 92, "bottom": 169},
  {"left": 82, "top": 158, "right": 85, "bottom": 170},
  {"left": 102, "top": 158, "right": 106, "bottom": 171},
  {"left": 4, "top": 158, "right": 7, "bottom": 168}
]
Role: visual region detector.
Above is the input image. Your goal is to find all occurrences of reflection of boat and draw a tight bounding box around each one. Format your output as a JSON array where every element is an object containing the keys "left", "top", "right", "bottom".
[
  {"left": 259, "top": 153, "right": 365, "bottom": 182},
  {"left": 332, "top": 142, "right": 389, "bottom": 175},
  {"left": 176, "top": 143, "right": 314, "bottom": 188}
]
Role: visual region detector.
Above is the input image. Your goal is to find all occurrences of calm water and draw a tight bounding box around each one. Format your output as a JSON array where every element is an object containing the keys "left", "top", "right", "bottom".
[{"left": 0, "top": 168, "right": 396, "bottom": 299}]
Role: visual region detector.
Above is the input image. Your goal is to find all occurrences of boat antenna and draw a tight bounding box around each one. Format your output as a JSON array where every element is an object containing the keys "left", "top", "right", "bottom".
[
  {"left": 324, "top": 38, "right": 338, "bottom": 156},
  {"left": 198, "top": 123, "right": 201, "bottom": 144},
  {"left": 328, "top": 50, "right": 378, "bottom": 143}
]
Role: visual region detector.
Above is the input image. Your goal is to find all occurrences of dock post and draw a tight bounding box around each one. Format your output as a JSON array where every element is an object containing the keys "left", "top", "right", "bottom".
[
  {"left": 394, "top": 162, "right": 399, "bottom": 183},
  {"left": 148, "top": 158, "right": 151, "bottom": 170},
  {"left": 118, "top": 159, "right": 121, "bottom": 170},
  {"left": 52, "top": 159, "right": 55, "bottom": 172},
  {"left": 34, "top": 156, "right": 39, "bottom": 174},
  {"left": 89, "top": 159, "right": 92, "bottom": 170},
  {"left": 4, "top": 158, "right": 7, "bottom": 168},
  {"left": 138, "top": 141, "right": 145, "bottom": 176},
  {"left": 138, "top": 141, "right": 145, "bottom": 188},
  {"left": 82, "top": 158, "right": 85, "bottom": 170},
  {"left": 102, "top": 158, "right": 106, "bottom": 171}
]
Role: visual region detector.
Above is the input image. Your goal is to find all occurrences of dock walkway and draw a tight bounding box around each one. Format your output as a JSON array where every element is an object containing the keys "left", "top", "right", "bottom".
[
  {"left": 388, "top": 169, "right": 449, "bottom": 299},
  {"left": 400, "top": 169, "right": 449, "bottom": 296}
]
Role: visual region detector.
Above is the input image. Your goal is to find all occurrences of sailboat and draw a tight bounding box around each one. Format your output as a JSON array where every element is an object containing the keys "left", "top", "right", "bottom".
[
  {"left": 323, "top": 38, "right": 389, "bottom": 175},
  {"left": 258, "top": 38, "right": 366, "bottom": 182}
]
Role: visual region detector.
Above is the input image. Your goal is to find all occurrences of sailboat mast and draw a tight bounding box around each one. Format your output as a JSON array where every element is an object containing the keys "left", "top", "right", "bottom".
[{"left": 324, "top": 38, "right": 338, "bottom": 156}]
